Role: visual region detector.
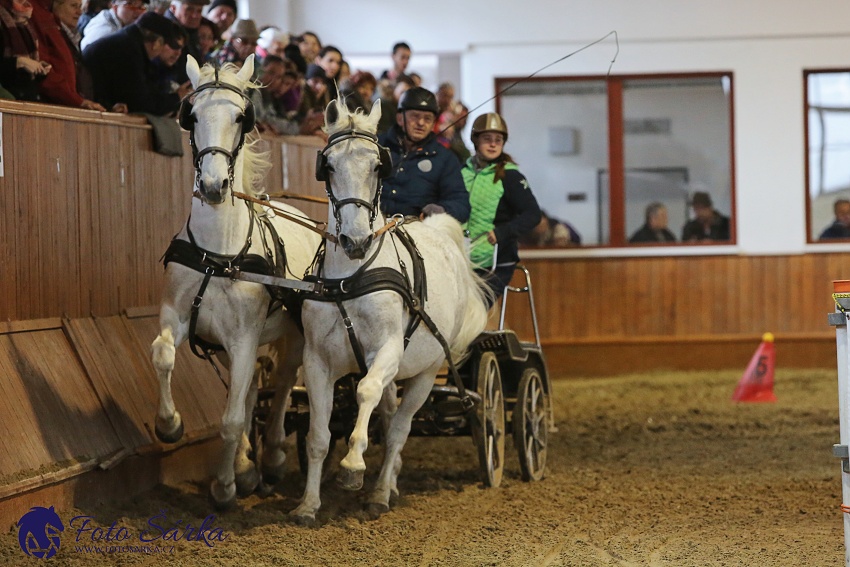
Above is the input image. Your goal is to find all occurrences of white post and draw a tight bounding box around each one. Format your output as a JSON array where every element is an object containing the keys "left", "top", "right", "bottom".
[{"left": 831, "top": 280, "right": 850, "bottom": 566}]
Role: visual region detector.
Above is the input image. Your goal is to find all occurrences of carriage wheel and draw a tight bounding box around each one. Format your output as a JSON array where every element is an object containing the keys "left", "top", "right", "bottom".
[
  {"left": 512, "top": 367, "right": 548, "bottom": 481},
  {"left": 474, "top": 351, "right": 505, "bottom": 488}
]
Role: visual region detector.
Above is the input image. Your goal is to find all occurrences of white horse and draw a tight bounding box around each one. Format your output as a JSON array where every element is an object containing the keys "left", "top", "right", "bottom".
[
  {"left": 291, "top": 99, "right": 490, "bottom": 522},
  {"left": 151, "top": 55, "right": 321, "bottom": 509}
]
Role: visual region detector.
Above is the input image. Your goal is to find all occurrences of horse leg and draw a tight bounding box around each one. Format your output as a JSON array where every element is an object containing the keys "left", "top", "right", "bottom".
[
  {"left": 151, "top": 307, "right": 187, "bottom": 444},
  {"left": 261, "top": 323, "right": 304, "bottom": 486},
  {"left": 366, "top": 370, "right": 436, "bottom": 518},
  {"left": 337, "top": 344, "right": 402, "bottom": 491},
  {"left": 209, "top": 339, "right": 259, "bottom": 510},
  {"left": 290, "top": 357, "right": 334, "bottom": 524}
]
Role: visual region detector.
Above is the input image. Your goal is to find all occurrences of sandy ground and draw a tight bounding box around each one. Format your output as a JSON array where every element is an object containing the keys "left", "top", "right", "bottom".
[{"left": 0, "top": 368, "right": 844, "bottom": 566}]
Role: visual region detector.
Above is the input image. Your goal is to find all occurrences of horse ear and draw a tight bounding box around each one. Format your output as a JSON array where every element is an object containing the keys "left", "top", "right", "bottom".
[
  {"left": 186, "top": 55, "right": 200, "bottom": 89},
  {"left": 325, "top": 99, "right": 340, "bottom": 128},
  {"left": 367, "top": 101, "right": 382, "bottom": 132},
  {"left": 237, "top": 55, "right": 255, "bottom": 83}
]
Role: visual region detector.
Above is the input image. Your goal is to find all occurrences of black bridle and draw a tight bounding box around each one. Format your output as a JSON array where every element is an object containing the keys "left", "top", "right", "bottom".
[
  {"left": 181, "top": 67, "right": 254, "bottom": 198},
  {"left": 318, "top": 125, "right": 386, "bottom": 233}
]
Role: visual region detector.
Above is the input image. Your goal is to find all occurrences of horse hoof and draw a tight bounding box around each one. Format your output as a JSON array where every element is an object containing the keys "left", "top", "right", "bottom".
[
  {"left": 364, "top": 502, "right": 389, "bottom": 520},
  {"left": 261, "top": 463, "right": 287, "bottom": 487},
  {"left": 154, "top": 418, "right": 184, "bottom": 444},
  {"left": 255, "top": 481, "right": 275, "bottom": 498},
  {"left": 336, "top": 467, "right": 364, "bottom": 491},
  {"left": 209, "top": 482, "right": 236, "bottom": 512},
  {"left": 289, "top": 509, "right": 317, "bottom": 527},
  {"left": 235, "top": 467, "right": 260, "bottom": 498}
]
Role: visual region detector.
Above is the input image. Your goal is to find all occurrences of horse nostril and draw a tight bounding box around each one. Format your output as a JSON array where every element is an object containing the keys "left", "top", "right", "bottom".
[{"left": 221, "top": 177, "right": 229, "bottom": 191}]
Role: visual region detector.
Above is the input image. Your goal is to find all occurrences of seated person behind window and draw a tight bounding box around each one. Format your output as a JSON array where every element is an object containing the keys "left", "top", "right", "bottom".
[
  {"left": 463, "top": 112, "right": 541, "bottom": 302},
  {"left": 378, "top": 86, "right": 470, "bottom": 223},
  {"left": 681, "top": 191, "right": 730, "bottom": 241},
  {"left": 630, "top": 202, "right": 676, "bottom": 243},
  {"left": 519, "top": 210, "right": 581, "bottom": 247},
  {"left": 818, "top": 198, "right": 850, "bottom": 240}
]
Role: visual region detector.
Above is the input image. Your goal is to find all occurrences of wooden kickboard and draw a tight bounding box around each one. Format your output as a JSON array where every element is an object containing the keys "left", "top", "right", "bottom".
[{"left": 0, "top": 329, "right": 122, "bottom": 482}]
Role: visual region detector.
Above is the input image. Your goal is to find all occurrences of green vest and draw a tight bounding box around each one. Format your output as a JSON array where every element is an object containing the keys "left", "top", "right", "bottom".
[{"left": 462, "top": 160, "right": 517, "bottom": 268}]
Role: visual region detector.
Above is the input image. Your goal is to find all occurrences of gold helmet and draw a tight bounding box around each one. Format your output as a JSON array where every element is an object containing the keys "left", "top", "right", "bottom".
[{"left": 471, "top": 112, "right": 508, "bottom": 143}]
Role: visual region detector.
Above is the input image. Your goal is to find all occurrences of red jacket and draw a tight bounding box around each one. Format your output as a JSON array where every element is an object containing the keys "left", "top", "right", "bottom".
[{"left": 30, "top": 0, "right": 85, "bottom": 107}]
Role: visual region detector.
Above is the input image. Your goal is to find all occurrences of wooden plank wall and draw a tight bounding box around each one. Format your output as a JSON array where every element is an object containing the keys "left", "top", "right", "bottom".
[{"left": 0, "top": 101, "right": 843, "bottom": 373}]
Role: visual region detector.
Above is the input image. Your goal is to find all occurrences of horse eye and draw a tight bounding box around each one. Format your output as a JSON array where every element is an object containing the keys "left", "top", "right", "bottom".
[{"left": 235, "top": 115, "right": 244, "bottom": 123}]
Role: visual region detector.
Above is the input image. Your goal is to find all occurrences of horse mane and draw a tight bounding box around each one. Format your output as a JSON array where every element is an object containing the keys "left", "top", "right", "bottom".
[
  {"left": 324, "top": 97, "right": 377, "bottom": 137},
  {"left": 196, "top": 62, "right": 270, "bottom": 196}
]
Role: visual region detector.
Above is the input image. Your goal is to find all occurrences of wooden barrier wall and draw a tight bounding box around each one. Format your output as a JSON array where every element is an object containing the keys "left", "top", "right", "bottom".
[{"left": 0, "top": 100, "right": 844, "bottom": 373}]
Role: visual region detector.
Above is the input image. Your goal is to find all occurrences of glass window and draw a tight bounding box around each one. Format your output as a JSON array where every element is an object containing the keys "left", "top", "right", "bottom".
[
  {"left": 806, "top": 70, "right": 850, "bottom": 242},
  {"left": 496, "top": 73, "right": 735, "bottom": 248}
]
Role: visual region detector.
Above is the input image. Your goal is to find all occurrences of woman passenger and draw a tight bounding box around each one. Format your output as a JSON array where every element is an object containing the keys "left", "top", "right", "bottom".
[{"left": 463, "top": 112, "right": 541, "bottom": 303}]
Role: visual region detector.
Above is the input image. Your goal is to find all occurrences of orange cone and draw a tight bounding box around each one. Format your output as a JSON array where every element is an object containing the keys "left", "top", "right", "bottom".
[{"left": 731, "top": 332, "right": 777, "bottom": 402}]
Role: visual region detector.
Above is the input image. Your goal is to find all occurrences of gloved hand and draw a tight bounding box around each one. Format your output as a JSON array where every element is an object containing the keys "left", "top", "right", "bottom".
[{"left": 421, "top": 203, "right": 446, "bottom": 217}]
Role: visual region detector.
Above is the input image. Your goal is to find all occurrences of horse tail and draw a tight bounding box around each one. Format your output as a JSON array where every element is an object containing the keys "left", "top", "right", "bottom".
[{"left": 422, "top": 214, "right": 492, "bottom": 359}]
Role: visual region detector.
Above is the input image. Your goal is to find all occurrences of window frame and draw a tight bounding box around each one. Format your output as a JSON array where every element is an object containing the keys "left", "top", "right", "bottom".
[{"left": 494, "top": 71, "right": 737, "bottom": 249}]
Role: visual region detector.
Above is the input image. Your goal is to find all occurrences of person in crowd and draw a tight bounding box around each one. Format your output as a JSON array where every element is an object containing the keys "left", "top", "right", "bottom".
[
  {"left": 296, "top": 30, "right": 319, "bottom": 69},
  {"left": 194, "top": 15, "right": 216, "bottom": 61},
  {"left": 306, "top": 44, "right": 341, "bottom": 99},
  {"left": 462, "top": 112, "right": 541, "bottom": 301},
  {"left": 818, "top": 198, "right": 850, "bottom": 240},
  {"left": 151, "top": 20, "right": 186, "bottom": 95},
  {"left": 34, "top": 0, "right": 104, "bottom": 109},
  {"left": 408, "top": 71, "right": 421, "bottom": 87},
  {"left": 375, "top": 75, "right": 411, "bottom": 135},
  {"left": 296, "top": 62, "right": 330, "bottom": 118},
  {"left": 83, "top": 10, "right": 189, "bottom": 114},
  {"left": 147, "top": 0, "right": 168, "bottom": 13},
  {"left": 165, "top": 0, "right": 207, "bottom": 83},
  {"left": 76, "top": 0, "right": 106, "bottom": 34},
  {"left": 272, "top": 56, "right": 300, "bottom": 114},
  {"left": 446, "top": 102, "right": 471, "bottom": 162},
  {"left": 681, "top": 191, "right": 730, "bottom": 241},
  {"left": 79, "top": 0, "right": 145, "bottom": 50},
  {"left": 630, "top": 202, "right": 677, "bottom": 243},
  {"left": 518, "top": 210, "right": 582, "bottom": 247},
  {"left": 211, "top": 17, "right": 256, "bottom": 67},
  {"left": 380, "top": 41, "right": 410, "bottom": 84},
  {"left": 337, "top": 58, "right": 349, "bottom": 85},
  {"left": 340, "top": 69, "right": 375, "bottom": 113},
  {"left": 250, "top": 55, "right": 322, "bottom": 137},
  {"left": 0, "top": 0, "right": 52, "bottom": 101},
  {"left": 436, "top": 82, "right": 454, "bottom": 116},
  {"left": 378, "top": 86, "right": 470, "bottom": 222},
  {"left": 204, "top": 0, "right": 232, "bottom": 37},
  {"left": 255, "top": 26, "right": 286, "bottom": 62}
]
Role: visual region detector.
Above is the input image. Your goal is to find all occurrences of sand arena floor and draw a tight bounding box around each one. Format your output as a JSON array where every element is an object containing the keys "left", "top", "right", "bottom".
[{"left": 0, "top": 368, "right": 844, "bottom": 566}]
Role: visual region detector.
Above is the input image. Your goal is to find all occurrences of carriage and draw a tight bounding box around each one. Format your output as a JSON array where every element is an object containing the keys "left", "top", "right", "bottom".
[{"left": 251, "top": 263, "right": 554, "bottom": 488}]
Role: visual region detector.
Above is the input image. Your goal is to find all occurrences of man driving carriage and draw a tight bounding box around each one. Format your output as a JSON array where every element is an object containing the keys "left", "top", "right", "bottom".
[{"left": 378, "top": 86, "right": 470, "bottom": 222}]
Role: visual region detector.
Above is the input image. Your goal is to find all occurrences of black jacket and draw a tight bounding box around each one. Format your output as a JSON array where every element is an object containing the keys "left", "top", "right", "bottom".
[{"left": 82, "top": 24, "right": 180, "bottom": 115}]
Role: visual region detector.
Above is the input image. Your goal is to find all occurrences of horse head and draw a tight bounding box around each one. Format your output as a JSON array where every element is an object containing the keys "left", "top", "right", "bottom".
[
  {"left": 320, "top": 98, "right": 388, "bottom": 259},
  {"left": 181, "top": 55, "right": 257, "bottom": 205}
]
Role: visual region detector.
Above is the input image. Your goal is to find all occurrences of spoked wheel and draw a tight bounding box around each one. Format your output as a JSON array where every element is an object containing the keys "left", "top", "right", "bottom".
[
  {"left": 473, "top": 351, "right": 505, "bottom": 487},
  {"left": 512, "top": 367, "right": 548, "bottom": 481}
]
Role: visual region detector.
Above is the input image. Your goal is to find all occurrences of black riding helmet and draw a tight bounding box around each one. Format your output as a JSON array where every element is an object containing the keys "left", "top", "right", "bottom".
[{"left": 397, "top": 87, "right": 439, "bottom": 115}]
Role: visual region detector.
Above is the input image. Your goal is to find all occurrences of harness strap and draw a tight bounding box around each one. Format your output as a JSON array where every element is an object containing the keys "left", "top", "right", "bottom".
[
  {"left": 335, "top": 298, "right": 369, "bottom": 376},
  {"left": 188, "top": 267, "right": 224, "bottom": 360}
]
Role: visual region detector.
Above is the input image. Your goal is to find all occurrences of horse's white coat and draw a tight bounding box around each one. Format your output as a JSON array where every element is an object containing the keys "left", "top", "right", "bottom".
[
  {"left": 151, "top": 55, "right": 321, "bottom": 508},
  {"left": 293, "top": 99, "right": 490, "bottom": 520}
]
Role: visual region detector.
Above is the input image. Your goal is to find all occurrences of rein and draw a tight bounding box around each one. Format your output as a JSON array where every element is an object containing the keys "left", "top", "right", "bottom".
[{"left": 230, "top": 191, "right": 406, "bottom": 245}]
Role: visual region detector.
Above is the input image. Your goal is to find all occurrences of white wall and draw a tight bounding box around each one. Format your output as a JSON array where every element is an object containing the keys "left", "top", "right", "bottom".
[{"left": 248, "top": 0, "right": 850, "bottom": 255}]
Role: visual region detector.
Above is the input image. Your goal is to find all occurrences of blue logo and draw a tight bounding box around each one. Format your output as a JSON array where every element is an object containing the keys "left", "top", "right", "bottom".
[{"left": 17, "top": 506, "right": 64, "bottom": 559}]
